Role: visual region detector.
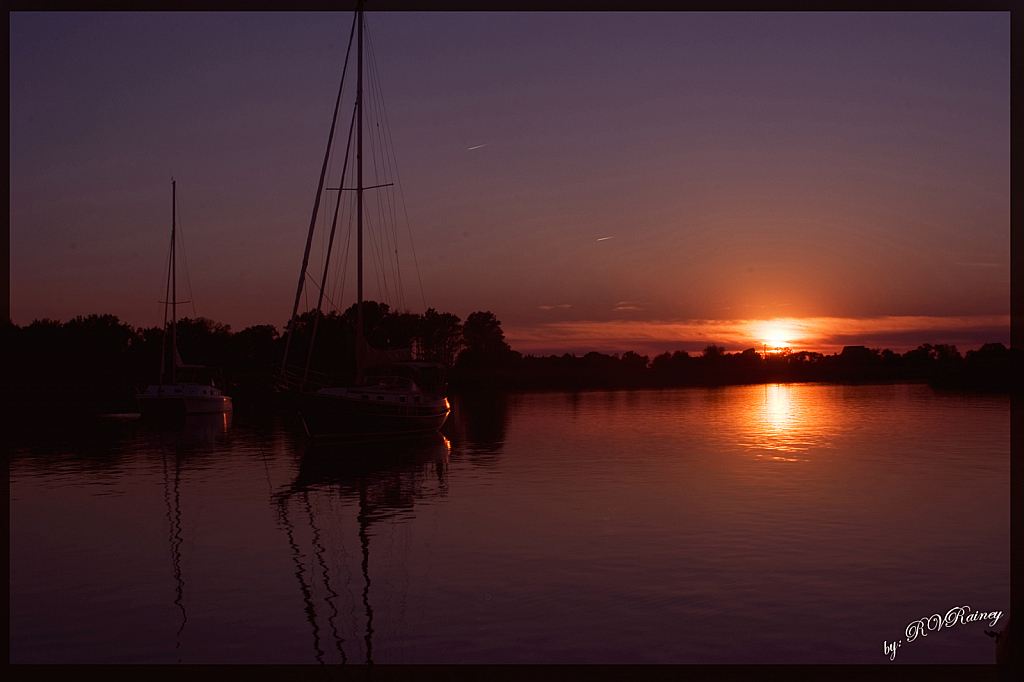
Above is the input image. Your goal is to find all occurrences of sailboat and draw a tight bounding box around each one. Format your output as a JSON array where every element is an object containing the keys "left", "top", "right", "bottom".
[
  {"left": 279, "top": 5, "right": 449, "bottom": 439},
  {"left": 136, "top": 180, "right": 233, "bottom": 416}
]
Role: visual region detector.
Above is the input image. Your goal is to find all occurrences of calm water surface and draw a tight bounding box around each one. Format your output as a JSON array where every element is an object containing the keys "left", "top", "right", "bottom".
[{"left": 9, "top": 383, "right": 1010, "bottom": 664}]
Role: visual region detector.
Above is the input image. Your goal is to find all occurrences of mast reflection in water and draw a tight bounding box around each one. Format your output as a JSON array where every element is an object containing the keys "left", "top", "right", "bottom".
[
  {"left": 273, "top": 434, "right": 451, "bottom": 665},
  {"left": 9, "top": 384, "right": 1009, "bottom": 663},
  {"left": 154, "top": 413, "right": 233, "bottom": 662},
  {"left": 161, "top": 441, "right": 187, "bottom": 661}
]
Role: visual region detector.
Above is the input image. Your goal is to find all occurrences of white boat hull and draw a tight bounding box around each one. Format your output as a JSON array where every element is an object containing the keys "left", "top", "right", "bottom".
[{"left": 136, "top": 384, "right": 233, "bottom": 416}]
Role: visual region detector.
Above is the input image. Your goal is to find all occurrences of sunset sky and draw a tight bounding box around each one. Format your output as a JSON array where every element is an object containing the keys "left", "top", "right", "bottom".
[{"left": 9, "top": 11, "right": 1010, "bottom": 356}]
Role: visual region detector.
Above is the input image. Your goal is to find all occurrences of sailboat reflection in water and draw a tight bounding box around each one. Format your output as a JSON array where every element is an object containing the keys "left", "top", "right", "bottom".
[
  {"left": 273, "top": 433, "right": 451, "bottom": 664},
  {"left": 161, "top": 440, "right": 188, "bottom": 662},
  {"left": 278, "top": 5, "right": 449, "bottom": 439}
]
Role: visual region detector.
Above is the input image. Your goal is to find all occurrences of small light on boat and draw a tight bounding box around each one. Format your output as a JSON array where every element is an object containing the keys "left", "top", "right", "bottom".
[{"left": 444, "top": 398, "right": 450, "bottom": 410}]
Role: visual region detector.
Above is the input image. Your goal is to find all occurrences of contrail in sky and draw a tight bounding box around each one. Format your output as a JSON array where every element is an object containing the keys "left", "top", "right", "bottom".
[
  {"left": 468, "top": 144, "right": 487, "bottom": 150},
  {"left": 597, "top": 236, "right": 614, "bottom": 241}
]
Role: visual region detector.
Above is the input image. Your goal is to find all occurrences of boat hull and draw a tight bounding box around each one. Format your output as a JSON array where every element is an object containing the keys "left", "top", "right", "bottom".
[
  {"left": 137, "top": 385, "right": 233, "bottom": 416},
  {"left": 293, "top": 390, "right": 448, "bottom": 439}
]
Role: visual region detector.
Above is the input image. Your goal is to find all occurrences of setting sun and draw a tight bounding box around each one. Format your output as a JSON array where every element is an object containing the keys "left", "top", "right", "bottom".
[
  {"left": 751, "top": 320, "right": 797, "bottom": 350},
  {"left": 764, "top": 329, "right": 790, "bottom": 347}
]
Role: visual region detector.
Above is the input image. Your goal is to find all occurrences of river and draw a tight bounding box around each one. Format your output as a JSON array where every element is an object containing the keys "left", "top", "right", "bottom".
[{"left": 9, "top": 382, "right": 1009, "bottom": 664}]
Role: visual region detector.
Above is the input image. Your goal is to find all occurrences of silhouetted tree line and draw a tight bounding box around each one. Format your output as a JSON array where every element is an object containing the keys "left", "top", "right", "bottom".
[
  {"left": 487, "top": 342, "right": 1021, "bottom": 393},
  {"left": 3, "top": 309, "right": 1019, "bottom": 421},
  {"left": 0, "top": 304, "right": 514, "bottom": 416}
]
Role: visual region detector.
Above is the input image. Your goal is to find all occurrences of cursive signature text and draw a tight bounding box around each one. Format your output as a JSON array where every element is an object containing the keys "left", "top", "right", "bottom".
[
  {"left": 905, "top": 606, "right": 1003, "bottom": 642},
  {"left": 884, "top": 605, "right": 1004, "bottom": 659}
]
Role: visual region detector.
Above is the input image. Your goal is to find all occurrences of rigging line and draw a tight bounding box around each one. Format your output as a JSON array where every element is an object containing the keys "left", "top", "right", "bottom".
[
  {"left": 174, "top": 192, "right": 199, "bottom": 320},
  {"left": 324, "top": 187, "right": 340, "bottom": 313},
  {"left": 380, "top": 197, "right": 403, "bottom": 313},
  {"left": 327, "top": 196, "right": 345, "bottom": 314},
  {"left": 160, "top": 229, "right": 173, "bottom": 384},
  {"left": 332, "top": 195, "right": 356, "bottom": 314},
  {"left": 362, "top": 42, "right": 397, "bottom": 311},
  {"left": 372, "top": 177, "right": 401, "bottom": 312},
  {"left": 360, "top": 83, "right": 389, "bottom": 308},
  {"left": 342, "top": 130, "right": 360, "bottom": 304},
  {"left": 365, "top": 213, "right": 389, "bottom": 307},
  {"left": 366, "top": 33, "right": 427, "bottom": 312},
  {"left": 320, "top": 103, "right": 344, "bottom": 301},
  {"left": 368, "top": 215, "right": 385, "bottom": 305},
  {"left": 324, "top": 132, "right": 354, "bottom": 316},
  {"left": 343, "top": 204, "right": 356, "bottom": 314},
  {"left": 281, "top": 11, "right": 358, "bottom": 375},
  {"left": 366, "top": 39, "right": 405, "bottom": 312},
  {"left": 342, "top": 185, "right": 357, "bottom": 308},
  {"left": 387, "top": 192, "right": 405, "bottom": 312},
  {"left": 305, "top": 270, "right": 343, "bottom": 314},
  {"left": 321, "top": 103, "right": 340, "bottom": 294},
  {"left": 370, "top": 58, "right": 405, "bottom": 313},
  {"left": 370, "top": 190, "right": 396, "bottom": 309},
  {"left": 304, "top": 102, "right": 360, "bottom": 382},
  {"left": 162, "top": 229, "right": 174, "bottom": 316},
  {"left": 381, "top": 190, "right": 404, "bottom": 313},
  {"left": 320, "top": 98, "right": 359, "bottom": 308},
  {"left": 365, "top": 31, "right": 402, "bottom": 294}
]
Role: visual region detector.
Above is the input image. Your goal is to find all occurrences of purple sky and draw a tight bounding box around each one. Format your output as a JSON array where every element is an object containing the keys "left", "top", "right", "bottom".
[{"left": 9, "top": 12, "right": 1010, "bottom": 355}]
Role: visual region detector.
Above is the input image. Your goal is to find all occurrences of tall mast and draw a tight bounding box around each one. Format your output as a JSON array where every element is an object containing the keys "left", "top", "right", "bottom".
[
  {"left": 171, "top": 179, "right": 177, "bottom": 384},
  {"left": 279, "top": 12, "right": 358, "bottom": 382},
  {"left": 159, "top": 181, "right": 172, "bottom": 386},
  {"left": 356, "top": 2, "right": 364, "bottom": 346},
  {"left": 303, "top": 106, "right": 358, "bottom": 386}
]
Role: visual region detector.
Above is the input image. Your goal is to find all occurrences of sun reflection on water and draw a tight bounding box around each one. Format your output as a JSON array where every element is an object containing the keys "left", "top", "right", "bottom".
[{"left": 739, "top": 383, "right": 833, "bottom": 458}]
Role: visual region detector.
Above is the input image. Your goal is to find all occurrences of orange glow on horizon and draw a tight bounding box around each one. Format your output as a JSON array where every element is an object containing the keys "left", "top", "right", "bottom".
[
  {"left": 504, "top": 314, "right": 1010, "bottom": 356},
  {"left": 751, "top": 320, "right": 796, "bottom": 350}
]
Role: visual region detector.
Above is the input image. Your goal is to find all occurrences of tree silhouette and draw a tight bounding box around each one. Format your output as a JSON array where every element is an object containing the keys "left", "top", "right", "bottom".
[
  {"left": 454, "top": 312, "right": 521, "bottom": 383},
  {"left": 462, "top": 311, "right": 509, "bottom": 354},
  {"left": 702, "top": 344, "right": 725, "bottom": 359},
  {"left": 416, "top": 308, "right": 462, "bottom": 367}
]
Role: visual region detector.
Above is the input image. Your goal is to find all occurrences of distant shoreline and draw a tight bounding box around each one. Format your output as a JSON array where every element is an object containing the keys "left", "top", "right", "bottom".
[{"left": 3, "top": 313, "right": 1019, "bottom": 428}]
